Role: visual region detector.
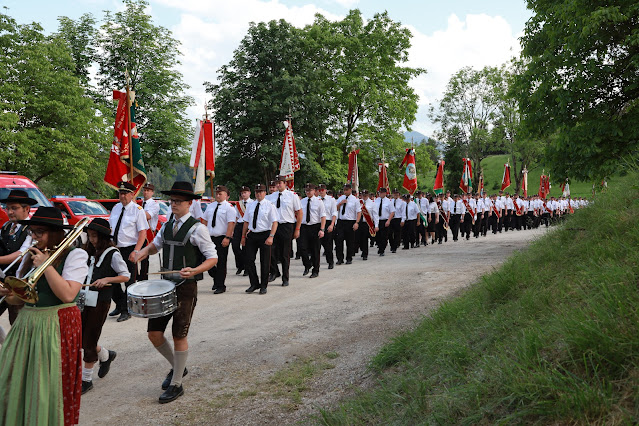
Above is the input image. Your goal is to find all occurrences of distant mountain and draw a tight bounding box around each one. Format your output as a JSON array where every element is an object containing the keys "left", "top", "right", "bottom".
[{"left": 404, "top": 130, "right": 429, "bottom": 144}]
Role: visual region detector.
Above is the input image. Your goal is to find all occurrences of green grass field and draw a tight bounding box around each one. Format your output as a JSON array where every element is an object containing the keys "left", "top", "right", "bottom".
[{"left": 314, "top": 171, "right": 639, "bottom": 424}]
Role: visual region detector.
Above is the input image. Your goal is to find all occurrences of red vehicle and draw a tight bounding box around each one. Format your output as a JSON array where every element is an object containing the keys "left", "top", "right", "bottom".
[
  {"left": 0, "top": 171, "right": 52, "bottom": 227},
  {"left": 94, "top": 199, "right": 120, "bottom": 212},
  {"left": 50, "top": 196, "right": 110, "bottom": 226}
]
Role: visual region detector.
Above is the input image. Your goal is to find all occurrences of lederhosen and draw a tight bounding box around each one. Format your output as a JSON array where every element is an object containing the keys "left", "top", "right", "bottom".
[
  {"left": 148, "top": 217, "right": 202, "bottom": 339},
  {"left": 0, "top": 222, "right": 28, "bottom": 323},
  {"left": 81, "top": 247, "right": 118, "bottom": 363}
]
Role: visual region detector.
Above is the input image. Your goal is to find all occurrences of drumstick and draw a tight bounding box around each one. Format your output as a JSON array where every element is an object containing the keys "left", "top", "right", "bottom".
[
  {"left": 148, "top": 270, "right": 182, "bottom": 275},
  {"left": 82, "top": 283, "right": 112, "bottom": 287}
]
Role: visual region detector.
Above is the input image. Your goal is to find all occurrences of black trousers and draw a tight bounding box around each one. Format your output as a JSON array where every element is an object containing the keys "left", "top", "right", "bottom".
[
  {"left": 320, "top": 226, "right": 334, "bottom": 266},
  {"left": 357, "top": 220, "right": 371, "bottom": 258},
  {"left": 504, "top": 210, "right": 512, "bottom": 231},
  {"left": 417, "top": 220, "right": 427, "bottom": 244},
  {"left": 450, "top": 214, "right": 462, "bottom": 241},
  {"left": 335, "top": 219, "right": 356, "bottom": 262},
  {"left": 299, "top": 223, "right": 321, "bottom": 274},
  {"left": 112, "top": 245, "right": 137, "bottom": 311},
  {"left": 245, "top": 231, "right": 272, "bottom": 289},
  {"left": 270, "top": 222, "right": 294, "bottom": 281},
  {"left": 209, "top": 235, "right": 229, "bottom": 290},
  {"left": 463, "top": 213, "right": 473, "bottom": 239},
  {"left": 139, "top": 240, "right": 150, "bottom": 281},
  {"left": 402, "top": 219, "right": 417, "bottom": 248},
  {"left": 490, "top": 213, "right": 499, "bottom": 234},
  {"left": 389, "top": 218, "right": 402, "bottom": 251},
  {"left": 231, "top": 224, "right": 245, "bottom": 271},
  {"left": 376, "top": 219, "right": 389, "bottom": 254}
]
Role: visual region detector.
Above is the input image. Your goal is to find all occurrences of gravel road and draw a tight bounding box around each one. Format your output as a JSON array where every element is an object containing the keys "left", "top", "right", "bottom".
[{"left": 1, "top": 227, "right": 547, "bottom": 425}]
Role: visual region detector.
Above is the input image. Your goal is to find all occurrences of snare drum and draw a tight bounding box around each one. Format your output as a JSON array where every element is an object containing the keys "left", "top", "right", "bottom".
[{"left": 127, "top": 280, "right": 177, "bottom": 318}]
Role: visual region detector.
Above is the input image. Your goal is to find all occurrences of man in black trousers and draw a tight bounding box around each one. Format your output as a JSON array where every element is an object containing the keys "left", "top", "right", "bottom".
[{"left": 335, "top": 183, "right": 361, "bottom": 265}]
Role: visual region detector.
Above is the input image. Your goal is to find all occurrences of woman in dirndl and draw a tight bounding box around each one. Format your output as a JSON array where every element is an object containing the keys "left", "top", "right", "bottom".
[
  {"left": 0, "top": 207, "right": 88, "bottom": 425},
  {"left": 80, "top": 218, "right": 129, "bottom": 394}
]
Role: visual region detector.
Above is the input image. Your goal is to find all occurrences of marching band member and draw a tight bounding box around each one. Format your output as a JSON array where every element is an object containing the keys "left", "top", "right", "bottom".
[
  {"left": 242, "top": 184, "right": 278, "bottom": 294},
  {"left": 463, "top": 193, "right": 474, "bottom": 240},
  {"left": 134, "top": 181, "right": 218, "bottom": 404},
  {"left": 373, "top": 187, "right": 394, "bottom": 256},
  {"left": 415, "top": 191, "right": 429, "bottom": 246},
  {"left": 202, "top": 185, "right": 236, "bottom": 294},
  {"left": 357, "top": 190, "right": 376, "bottom": 260},
  {"left": 140, "top": 182, "right": 160, "bottom": 281},
  {"left": 317, "top": 184, "right": 337, "bottom": 269},
  {"left": 0, "top": 189, "right": 36, "bottom": 324},
  {"left": 427, "top": 194, "right": 439, "bottom": 245},
  {"left": 335, "top": 183, "right": 362, "bottom": 264},
  {"left": 0, "top": 207, "right": 88, "bottom": 425},
  {"left": 108, "top": 181, "right": 149, "bottom": 322},
  {"left": 268, "top": 175, "right": 302, "bottom": 287},
  {"left": 389, "top": 189, "right": 405, "bottom": 253},
  {"left": 80, "top": 218, "right": 129, "bottom": 394},
  {"left": 299, "top": 184, "right": 326, "bottom": 277},
  {"left": 449, "top": 194, "right": 465, "bottom": 242},
  {"left": 232, "top": 186, "right": 252, "bottom": 276},
  {"left": 402, "top": 194, "right": 419, "bottom": 249}
]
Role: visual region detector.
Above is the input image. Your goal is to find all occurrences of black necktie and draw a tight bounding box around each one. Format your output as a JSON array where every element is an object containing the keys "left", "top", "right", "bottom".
[
  {"left": 341, "top": 199, "right": 346, "bottom": 215},
  {"left": 277, "top": 193, "right": 281, "bottom": 208},
  {"left": 378, "top": 199, "right": 383, "bottom": 216},
  {"left": 454, "top": 202, "right": 457, "bottom": 213},
  {"left": 252, "top": 202, "right": 260, "bottom": 229},
  {"left": 212, "top": 203, "right": 219, "bottom": 227},
  {"left": 405, "top": 203, "right": 408, "bottom": 218},
  {"left": 306, "top": 198, "right": 311, "bottom": 223},
  {"left": 113, "top": 205, "right": 125, "bottom": 244},
  {"left": 394, "top": 199, "right": 396, "bottom": 207},
  {"left": 143, "top": 201, "right": 146, "bottom": 208}
]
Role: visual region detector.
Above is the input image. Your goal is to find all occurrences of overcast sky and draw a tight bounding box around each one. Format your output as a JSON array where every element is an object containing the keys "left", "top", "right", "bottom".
[{"left": 5, "top": 0, "right": 531, "bottom": 137}]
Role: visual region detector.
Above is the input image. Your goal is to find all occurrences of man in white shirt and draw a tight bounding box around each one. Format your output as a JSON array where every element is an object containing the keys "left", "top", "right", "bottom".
[
  {"left": 317, "top": 184, "right": 337, "bottom": 269},
  {"left": 436, "top": 193, "right": 448, "bottom": 244},
  {"left": 415, "top": 191, "right": 429, "bottom": 246},
  {"left": 372, "top": 187, "right": 395, "bottom": 256},
  {"left": 462, "top": 193, "right": 474, "bottom": 240},
  {"left": 389, "top": 189, "right": 405, "bottom": 252},
  {"left": 504, "top": 193, "right": 514, "bottom": 232},
  {"left": 139, "top": 182, "right": 160, "bottom": 281},
  {"left": 202, "top": 185, "right": 236, "bottom": 294},
  {"left": 357, "top": 190, "right": 376, "bottom": 260},
  {"left": 335, "top": 183, "right": 362, "bottom": 264},
  {"left": 134, "top": 180, "right": 218, "bottom": 404},
  {"left": 268, "top": 175, "right": 302, "bottom": 287},
  {"left": 241, "top": 183, "right": 278, "bottom": 294},
  {"left": 189, "top": 198, "right": 204, "bottom": 221},
  {"left": 108, "top": 181, "right": 149, "bottom": 322},
  {"left": 299, "top": 184, "right": 326, "bottom": 278},
  {"left": 401, "top": 194, "right": 419, "bottom": 249},
  {"left": 449, "top": 193, "right": 465, "bottom": 242},
  {"left": 232, "top": 186, "right": 252, "bottom": 276}
]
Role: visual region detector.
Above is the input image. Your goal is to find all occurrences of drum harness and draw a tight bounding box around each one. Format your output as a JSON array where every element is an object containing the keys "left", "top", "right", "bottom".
[
  {"left": 161, "top": 220, "right": 199, "bottom": 287},
  {"left": 79, "top": 246, "right": 118, "bottom": 309}
]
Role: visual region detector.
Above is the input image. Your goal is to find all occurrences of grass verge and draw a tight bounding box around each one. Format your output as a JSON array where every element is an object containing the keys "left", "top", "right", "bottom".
[{"left": 315, "top": 172, "right": 639, "bottom": 424}]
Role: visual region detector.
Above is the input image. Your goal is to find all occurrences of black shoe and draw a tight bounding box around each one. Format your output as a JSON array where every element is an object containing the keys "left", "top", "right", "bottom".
[
  {"left": 303, "top": 267, "right": 310, "bottom": 276},
  {"left": 345, "top": 260, "right": 352, "bottom": 265},
  {"left": 309, "top": 272, "right": 318, "bottom": 278},
  {"left": 438, "top": 241, "right": 442, "bottom": 244},
  {"left": 245, "top": 286, "right": 258, "bottom": 293},
  {"left": 108, "top": 308, "right": 121, "bottom": 317},
  {"left": 402, "top": 247, "right": 409, "bottom": 250},
  {"left": 259, "top": 288, "right": 267, "bottom": 294},
  {"left": 362, "top": 256, "right": 367, "bottom": 261},
  {"left": 98, "top": 350, "right": 117, "bottom": 378},
  {"left": 116, "top": 312, "right": 131, "bottom": 322},
  {"left": 336, "top": 261, "right": 344, "bottom": 265},
  {"left": 82, "top": 380, "right": 93, "bottom": 395},
  {"left": 379, "top": 252, "right": 385, "bottom": 256},
  {"left": 243, "top": 270, "right": 249, "bottom": 276},
  {"left": 268, "top": 272, "right": 280, "bottom": 282},
  {"left": 235, "top": 268, "right": 243, "bottom": 275},
  {"left": 391, "top": 250, "right": 396, "bottom": 253},
  {"left": 295, "top": 255, "right": 301, "bottom": 260},
  {"left": 159, "top": 385, "right": 184, "bottom": 404},
  {"left": 328, "top": 263, "right": 334, "bottom": 269},
  {"left": 162, "top": 368, "right": 188, "bottom": 390},
  {"left": 282, "top": 281, "right": 289, "bottom": 287},
  {"left": 213, "top": 288, "right": 226, "bottom": 294}
]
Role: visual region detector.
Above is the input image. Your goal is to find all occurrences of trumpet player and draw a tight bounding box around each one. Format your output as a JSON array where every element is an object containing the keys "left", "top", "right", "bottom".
[
  {"left": 0, "top": 206, "right": 88, "bottom": 426},
  {"left": 0, "top": 189, "right": 38, "bottom": 324}
]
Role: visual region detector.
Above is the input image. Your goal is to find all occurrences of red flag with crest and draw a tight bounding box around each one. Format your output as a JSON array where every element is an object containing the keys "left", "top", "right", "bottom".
[
  {"left": 400, "top": 148, "right": 417, "bottom": 195},
  {"left": 347, "top": 149, "right": 359, "bottom": 191},
  {"left": 501, "top": 163, "right": 511, "bottom": 191},
  {"left": 377, "top": 161, "right": 389, "bottom": 193}
]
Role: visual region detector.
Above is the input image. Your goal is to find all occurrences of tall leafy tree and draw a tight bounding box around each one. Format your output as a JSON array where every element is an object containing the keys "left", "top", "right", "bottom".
[
  {"left": 430, "top": 66, "right": 505, "bottom": 186},
  {"left": 95, "top": 0, "right": 193, "bottom": 169},
  {"left": 515, "top": 0, "right": 639, "bottom": 181},
  {"left": 0, "top": 12, "right": 110, "bottom": 192}
]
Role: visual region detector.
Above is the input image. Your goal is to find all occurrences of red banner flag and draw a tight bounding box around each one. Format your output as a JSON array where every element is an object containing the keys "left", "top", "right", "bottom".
[
  {"left": 522, "top": 166, "right": 529, "bottom": 197},
  {"left": 190, "top": 119, "right": 215, "bottom": 194},
  {"left": 434, "top": 160, "right": 445, "bottom": 195},
  {"left": 104, "top": 90, "right": 146, "bottom": 194},
  {"left": 377, "top": 162, "right": 389, "bottom": 193},
  {"left": 279, "top": 119, "right": 299, "bottom": 190},
  {"left": 400, "top": 148, "right": 417, "bottom": 195},
  {"left": 501, "top": 163, "right": 511, "bottom": 191},
  {"left": 347, "top": 149, "right": 360, "bottom": 191},
  {"left": 359, "top": 199, "right": 376, "bottom": 237},
  {"left": 538, "top": 175, "right": 550, "bottom": 199},
  {"left": 479, "top": 173, "right": 485, "bottom": 196},
  {"left": 460, "top": 158, "right": 473, "bottom": 193}
]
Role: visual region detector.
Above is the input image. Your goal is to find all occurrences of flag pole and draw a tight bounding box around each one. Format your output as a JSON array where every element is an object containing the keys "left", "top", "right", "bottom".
[
  {"left": 204, "top": 102, "right": 214, "bottom": 197},
  {"left": 125, "top": 70, "right": 134, "bottom": 183}
]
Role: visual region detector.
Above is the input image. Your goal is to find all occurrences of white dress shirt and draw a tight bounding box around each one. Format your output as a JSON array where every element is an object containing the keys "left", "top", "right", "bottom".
[
  {"left": 300, "top": 196, "right": 327, "bottom": 225},
  {"left": 189, "top": 201, "right": 204, "bottom": 220},
  {"left": 374, "top": 197, "right": 394, "bottom": 223},
  {"left": 336, "top": 194, "right": 361, "bottom": 221},
  {"left": 142, "top": 198, "right": 160, "bottom": 232},
  {"left": 319, "top": 195, "right": 338, "bottom": 221},
  {"left": 392, "top": 197, "right": 406, "bottom": 221},
  {"left": 418, "top": 198, "right": 430, "bottom": 216},
  {"left": 109, "top": 201, "right": 149, "bottom": 248},
  {"left": 361, "top": 198, "right": 378, "bottom": 227},
  {"left": 235, "top": 198, "right": 253, "bottom": 223},
  {"left": 406, "top": 201, "right": 420, "bottom": 220},
  {"left": 272, "top": 189, "right": 301, "bottom": 224},
  {"left": 152, "top": 213, "right": 217, "bottom": 259},
  {"left": 203, "top": 200, "right": 235, "bottom": 237},
  {"left": 429, "top": 201, "right": 439, "bottom": 215},
  {"left": 450, "top": 200, "right": 465, "bottom": 215},
  {"left": 243, "top": 199, "right": 278, "bottom": 233}
]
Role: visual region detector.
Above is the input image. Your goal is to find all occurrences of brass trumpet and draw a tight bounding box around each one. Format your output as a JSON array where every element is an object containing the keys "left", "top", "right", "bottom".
[{"left": 3, "top": 217, "right": 90, "bottom": 304}]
